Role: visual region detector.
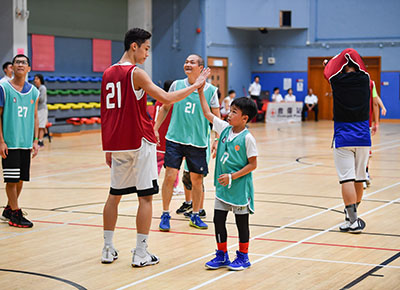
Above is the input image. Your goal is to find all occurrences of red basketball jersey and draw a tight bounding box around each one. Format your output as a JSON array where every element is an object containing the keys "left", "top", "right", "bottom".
[{"left": 101, "top": 63, "right": 156, "bottom": 151}]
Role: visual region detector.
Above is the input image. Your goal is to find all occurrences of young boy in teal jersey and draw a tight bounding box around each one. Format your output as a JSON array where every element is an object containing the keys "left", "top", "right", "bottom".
[
  {"left": 198, "top": 86, "right": 258, "bottom": 271},
  {"left": 0, "top": 54, "right": 39, "bottom": 228}
]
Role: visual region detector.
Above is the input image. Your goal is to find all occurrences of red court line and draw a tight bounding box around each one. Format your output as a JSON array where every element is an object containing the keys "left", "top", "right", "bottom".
[{"left": 32, "top": 219, "right": 400, "bottom": 252}]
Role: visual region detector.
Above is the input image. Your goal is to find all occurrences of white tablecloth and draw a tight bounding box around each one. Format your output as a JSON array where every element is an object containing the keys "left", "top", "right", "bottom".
[{"left": 265, "top": 102, "right": 303, "bottom": 123}]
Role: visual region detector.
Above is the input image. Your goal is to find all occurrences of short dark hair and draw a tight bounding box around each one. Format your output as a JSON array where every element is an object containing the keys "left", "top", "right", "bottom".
[
  {"left": 124, "top": 28, "right": 152, "bottom": 51},
  {"left": 254, "top": 75, "right": 260, "bottom": 80},
  {"left": 273, "top": 87, "right": 279, "bottom": 92},
  {"left": 228, "top": 90, "right": 235, "bottom": 95},
  {"left": 35, "top": 74, "right": 45, "bottom": 85},
  {"left": 189, "top": 54, "right": 204, "bottom": 67},
  {"left": 287, "top": 88, "right": 293, "bottom": 93},
  {"left": 163, "top": 80, "right": 174, "bottom": 92},
  {"left": 231, "top": 97, "right": 258, "bottom": 123},
  {"left": 2, "top": 62, "right": 12, "bottom": 71},
  {"left": 12, "top": 54, "right": 30, "bottom": 66}
]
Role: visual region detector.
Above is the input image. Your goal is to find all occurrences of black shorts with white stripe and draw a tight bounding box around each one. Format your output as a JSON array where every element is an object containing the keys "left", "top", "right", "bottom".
[{"left": 2, "top": 149, "right": 31, "bottom": 183}]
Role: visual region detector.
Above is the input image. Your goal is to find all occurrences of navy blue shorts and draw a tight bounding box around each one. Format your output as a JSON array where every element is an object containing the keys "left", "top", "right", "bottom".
[{"left": 164, "top": 140, "right": 208, "bottom": 175}]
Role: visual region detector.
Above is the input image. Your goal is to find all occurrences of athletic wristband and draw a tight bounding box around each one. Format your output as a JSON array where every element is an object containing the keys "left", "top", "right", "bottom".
[
  {"left": 34, "top": 137, "right": 39, "bottom": 141},
  {"left": 228, "top": 173, "right": 232, "bottom": 189}
]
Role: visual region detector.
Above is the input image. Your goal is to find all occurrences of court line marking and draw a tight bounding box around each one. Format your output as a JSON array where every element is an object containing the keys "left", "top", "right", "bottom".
[
  {"left": 253, "top": 254, "right": 400, "bottom": 270},
  {"left": 188, "top": 195, "right": 400, "bottom": 290},
  {"left": 31, "top": 166, "right": 106, "bottom": 180},
  {"left": 254, "top": 163, "right": 322, "bottom": 181},
  {"left": 115, "top": 181, "right": 400, "bottom": 290},
  {"left": 372, "top": 144, "right": 400, "bottom": 152}
]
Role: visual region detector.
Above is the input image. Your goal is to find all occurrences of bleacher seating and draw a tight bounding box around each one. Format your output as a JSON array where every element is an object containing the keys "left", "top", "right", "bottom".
[{"left": 33, "top": 76, "right": 102, "bottom": 133}]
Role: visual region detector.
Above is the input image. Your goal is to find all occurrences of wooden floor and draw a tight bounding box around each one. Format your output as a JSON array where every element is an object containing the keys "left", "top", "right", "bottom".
[{"left": 1, "top": 120, "right": 399, "bottom": 290}]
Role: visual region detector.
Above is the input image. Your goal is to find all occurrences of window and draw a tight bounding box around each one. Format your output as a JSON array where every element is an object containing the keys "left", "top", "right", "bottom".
[{"left": 280, "top": 11, "right": 291, "bottom": 27}]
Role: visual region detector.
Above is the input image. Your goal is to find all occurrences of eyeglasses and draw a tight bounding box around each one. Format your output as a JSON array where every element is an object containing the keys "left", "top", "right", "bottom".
[{"left": 14, "top": 60, "right": 29, "bottom": 65}]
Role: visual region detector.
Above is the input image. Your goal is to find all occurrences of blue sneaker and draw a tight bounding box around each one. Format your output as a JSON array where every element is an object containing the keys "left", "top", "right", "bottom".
[
  {"left": 228, "top": 251, "right": 251, "bottom": 271},
  {"left": 159, "top": 212, "right": 171, "bottom": 232},
  {"left": 205, "top": 250, "right": 230, "bottom": 269},
  {"left": 189, "top": 213, "right": 208, "bottom": 229}
]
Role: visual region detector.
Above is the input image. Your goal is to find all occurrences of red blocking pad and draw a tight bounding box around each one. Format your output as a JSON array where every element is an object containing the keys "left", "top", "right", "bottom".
[
  {"left": 92, "top": 39, "right": 111, "bottom": 72},
  {"left": 31, "top": 34, "right": 55, "bottom": 71}
]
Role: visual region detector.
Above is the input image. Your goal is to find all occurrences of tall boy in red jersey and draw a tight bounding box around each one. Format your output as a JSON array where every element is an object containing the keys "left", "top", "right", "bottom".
[{"left": 100, "top": 28, "right": 210, "bottom": 267}]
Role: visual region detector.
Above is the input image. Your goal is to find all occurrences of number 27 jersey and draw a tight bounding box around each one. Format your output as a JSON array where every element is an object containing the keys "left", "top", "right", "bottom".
[{"left": 101, "top": 63, "right": 156, "bottom": 151}]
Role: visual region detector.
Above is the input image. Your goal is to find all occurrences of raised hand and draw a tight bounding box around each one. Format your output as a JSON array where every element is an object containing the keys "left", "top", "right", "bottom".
[{"left": 194, "top": 67, "right": 211, "bottom": 89}]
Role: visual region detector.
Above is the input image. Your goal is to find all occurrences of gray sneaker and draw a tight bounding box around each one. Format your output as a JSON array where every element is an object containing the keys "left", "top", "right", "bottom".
[{"left": 339, "top": 218, "right": 365, "bottom": 234}]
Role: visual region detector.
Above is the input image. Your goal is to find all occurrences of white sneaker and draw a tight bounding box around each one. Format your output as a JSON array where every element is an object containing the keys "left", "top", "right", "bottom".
[
  {"left": 131, "top": 248, "right": 160, "bottom": 267},
  {"left": 339, "top": 218, "right": 365, "bottom": 234},
  {"left": 101, "top": 245, "right": 118, "bottom": 264},
  {"left": 173, "top": 187, "right": 184, "bottom": 196}
]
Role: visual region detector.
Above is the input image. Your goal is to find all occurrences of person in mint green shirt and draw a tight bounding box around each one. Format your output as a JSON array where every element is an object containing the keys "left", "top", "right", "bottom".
[
  {"left": 0, "top": 54, "right": 39, "bottom": 228},
  {"left": 154, "top": 54, "right": 220, "bottom": 231},
  {"left": 198, "top": 87, "right": 258, "bottom": 271}
]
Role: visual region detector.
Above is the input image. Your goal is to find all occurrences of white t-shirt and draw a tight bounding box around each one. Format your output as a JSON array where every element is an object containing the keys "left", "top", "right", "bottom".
[
  {"left": 272, "top": 93, "right": 283, "bottom": 103},
  {"left": 248, "top": 82, "right": 261, "bottom": 96},
  {"left": 212, "top": 116, "right": 258, "bottom": 158},
  {"left": 0, "top": 76, "right": 12, "bottom": 84},
  {"left": 220, "top": 96, "right": 232, "bottom": 115},
  {"left": 284, "top": 94, "right": 296, "bottom": 102},
  {"left": 304, "top": 94, "right": 318, "bottom": 105}
]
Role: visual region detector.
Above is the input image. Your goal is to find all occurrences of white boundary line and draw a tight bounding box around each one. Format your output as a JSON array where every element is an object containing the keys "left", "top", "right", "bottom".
[
  {"left": 259, "top": 254, "right": 400, "bottom": 269},
  {"left": 116, "top": 181, "right": 400, "bottom": 290},
  {"left": 188, "top": 195, "right": 400, "bottom": 290}
]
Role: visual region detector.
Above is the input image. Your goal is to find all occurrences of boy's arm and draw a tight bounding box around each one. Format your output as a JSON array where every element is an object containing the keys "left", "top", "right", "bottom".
[
  {"left": 217, "top": 157, "right": 257, "bottom": 187},
  {"left": 198, "top": 85, "right": 215, "bottom": 123},
  {"left": 134, "top": 67, "right": 210, "bottom": 105}
]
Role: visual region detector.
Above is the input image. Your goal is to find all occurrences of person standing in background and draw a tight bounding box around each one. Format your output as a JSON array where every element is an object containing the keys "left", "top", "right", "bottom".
[
  {"left": 0, "top": 55, "right": 39, "bottom": 228},
  {"left": 248, "top": 76, "right": 261, "bottom": 109},
  {"left": 33, "top": 74, "right": 48, "bottom": 147},
  {"left": 0, "top": 62, "right": 13, "bottom": 83}
]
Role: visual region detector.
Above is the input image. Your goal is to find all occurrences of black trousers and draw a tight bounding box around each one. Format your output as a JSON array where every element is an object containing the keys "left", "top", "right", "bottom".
[{"left": 302, "top": 104, "right": 318, "bottom": 121}]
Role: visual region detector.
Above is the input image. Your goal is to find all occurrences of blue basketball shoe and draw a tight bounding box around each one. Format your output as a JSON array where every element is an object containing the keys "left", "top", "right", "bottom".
[
  {"left": 159, "top": 212, "right": 171, "bottom": 232},
  {"left": 228, "top": 251, "right": 251, "bottom": 271},
  {"left": 189, "top": 213, "right": 208, "bottom": 229},
  {"left": 205, "top": 250, "right": 230, "bottom": 269}
]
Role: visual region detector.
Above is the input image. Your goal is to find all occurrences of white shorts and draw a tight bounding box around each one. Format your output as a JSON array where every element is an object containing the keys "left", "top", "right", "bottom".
[
  {"left": 214, "top": 198, "right": 250, "bottom": 215},
  {"left": 333, "top": 147, "right": 370, "bottom": 184},
  {"left": 110, "top": 141, "right": 158, "bottom": 196},
  {"left": 38, "top": 108, "right": 48, "bottom": 128}
]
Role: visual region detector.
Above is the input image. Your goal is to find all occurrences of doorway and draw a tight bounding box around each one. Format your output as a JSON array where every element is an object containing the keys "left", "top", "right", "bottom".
[{"left": 207, "top": 57, "right": 228, "bottom": 103}]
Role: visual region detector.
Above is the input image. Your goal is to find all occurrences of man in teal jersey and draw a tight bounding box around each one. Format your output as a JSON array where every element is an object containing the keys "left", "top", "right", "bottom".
[
  {"left": 154, "top": 54, "right": 220, "bottom": 231},
  {"left": 0, "top": 54, "right": 39, "bottom": 228}
]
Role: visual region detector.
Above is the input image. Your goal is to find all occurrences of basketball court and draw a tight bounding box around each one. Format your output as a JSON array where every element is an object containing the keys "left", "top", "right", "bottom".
[{"left": 0, "top": 120, "right": 399, "bottom": 289}]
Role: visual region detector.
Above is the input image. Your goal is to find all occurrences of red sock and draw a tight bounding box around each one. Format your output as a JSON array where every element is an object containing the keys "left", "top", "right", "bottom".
[
  {"left": 239, "top": 242, "right": 249, "bottom": 254},
  {"left": 217, "top": 242, "right": 227, "bottom": 253}
]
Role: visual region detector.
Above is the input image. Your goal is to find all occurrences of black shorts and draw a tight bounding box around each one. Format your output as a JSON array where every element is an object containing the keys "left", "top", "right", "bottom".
[
  {"left": 2, "top": 149, "right": 31, "bottom": 183},
  {"left": 164, "top": 140, "right": 208, "bottom": 175}
]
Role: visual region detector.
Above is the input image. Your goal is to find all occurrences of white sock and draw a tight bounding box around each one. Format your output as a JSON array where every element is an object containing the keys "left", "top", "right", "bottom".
[
  {"left": 104, "top": 230, "right": 114, "bottom": 247},
  {"left": 163, "top": 210, "right": 170, "bottom": 214},
  {"left": 136, "top": 233, "right": 148, "bottom": 255}
]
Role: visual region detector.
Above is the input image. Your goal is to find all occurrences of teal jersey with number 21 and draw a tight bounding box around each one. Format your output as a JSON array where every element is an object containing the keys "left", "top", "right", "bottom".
[
  {"left": 166, "top": 79, "right": 217, "bottom": 148},
  {"left": 0, "top": 82, "right": 39, "bottom": 149}
]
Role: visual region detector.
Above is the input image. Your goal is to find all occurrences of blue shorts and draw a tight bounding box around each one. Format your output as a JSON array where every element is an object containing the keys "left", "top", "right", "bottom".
[{"left": 164, "top": 140, "right": 208, "bottom": 175}]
